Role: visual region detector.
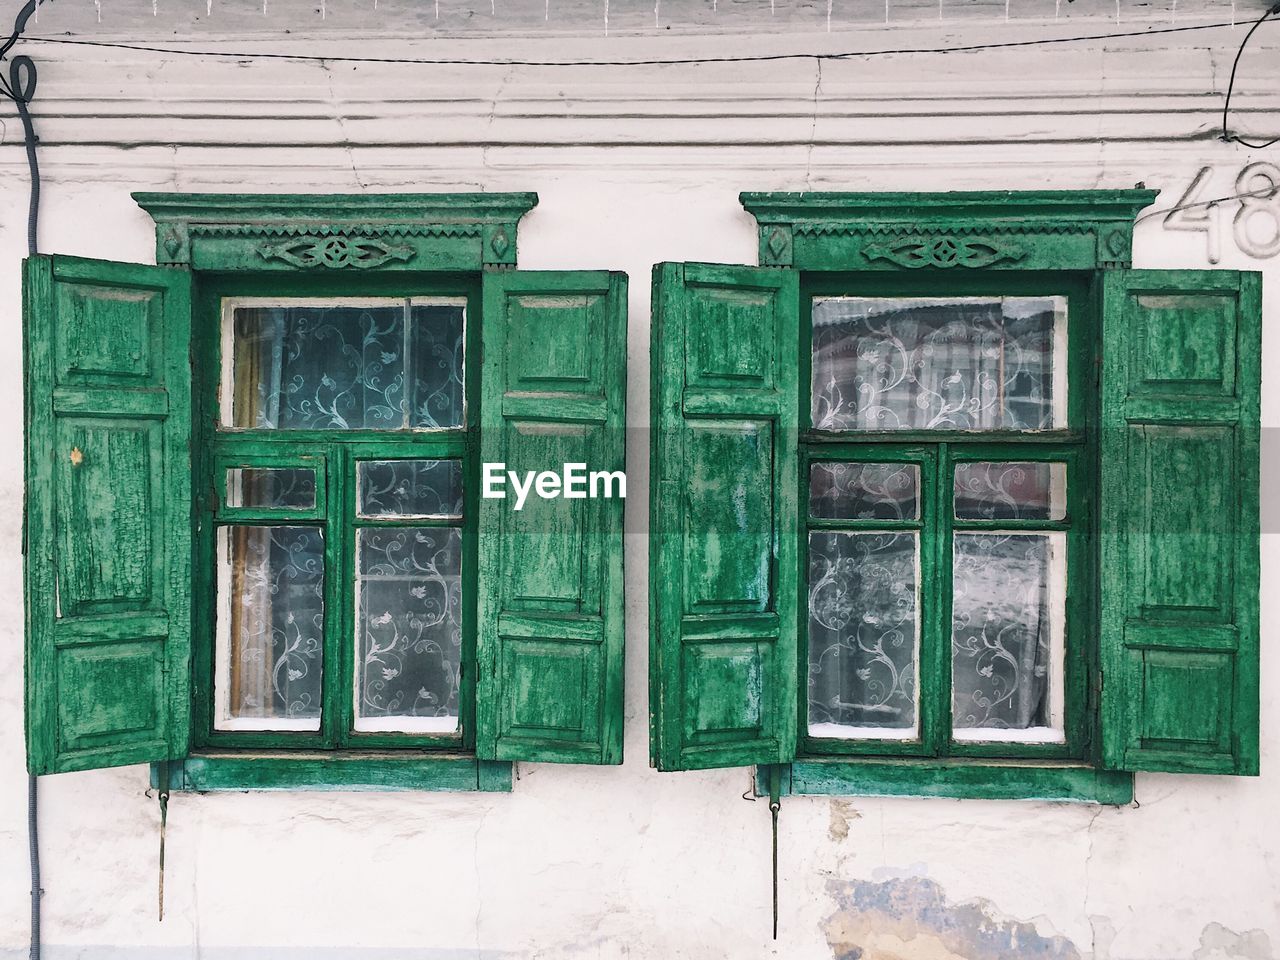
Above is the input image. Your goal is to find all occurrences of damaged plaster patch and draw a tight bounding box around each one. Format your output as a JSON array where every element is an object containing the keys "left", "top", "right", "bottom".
[
  {"left": 823, "top": 877, "right": 1082, "bottom": 960},
  {"left": 1193, "top": 923, "right": 1274, "bottom": 960},
  {"left": 829, "top": 800, "right": 862, "bottom": 841}
]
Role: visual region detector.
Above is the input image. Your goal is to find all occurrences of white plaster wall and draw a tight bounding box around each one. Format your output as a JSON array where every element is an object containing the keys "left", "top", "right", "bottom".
[{"left": 1, "top": 15, "right": 1279, "bottom": 959}]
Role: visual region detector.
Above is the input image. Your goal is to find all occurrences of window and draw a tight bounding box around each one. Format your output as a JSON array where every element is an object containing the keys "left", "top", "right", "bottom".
[
  {"left": 23, "top": 194, "right": 628, "bottom": 790},
  {"left": 803, "top": 291, "right": 1086, "bottom": 761},
  {"left": 203, "top": 294, "right": 473, "bottom": 749},
  {"left": 649, "top": 191, "right": 1262, "bottom": 803}
]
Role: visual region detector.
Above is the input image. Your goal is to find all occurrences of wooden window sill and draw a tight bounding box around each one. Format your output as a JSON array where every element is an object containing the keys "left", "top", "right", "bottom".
[
  {"left": 150, "top": 752, "right": 513, "bottom": 793},
  {"left": 757, "top": 759, "right": 1133, "bottom": 805}
]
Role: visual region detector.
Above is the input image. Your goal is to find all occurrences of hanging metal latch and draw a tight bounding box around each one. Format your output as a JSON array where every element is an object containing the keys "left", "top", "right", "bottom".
[
  {"left": 157, "top": 765, "right": 170, "bottom": 923},
  {"left": 767, "top": 764, "right": 782, "bottom": 941}
]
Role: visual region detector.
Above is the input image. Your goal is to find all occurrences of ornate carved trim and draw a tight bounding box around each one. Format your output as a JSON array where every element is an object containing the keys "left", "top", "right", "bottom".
[
  {"left": 191, "top": 223, "right": 481, "bottom": 239},
  {"left": 862, "top": 235, "right": 1026, "bottom": 269},
  {"left": 257, "top": 235, "right": 417, "bottom": 269},
  {"left": 793, "top": 221, "right": 1094, "bottom": 237},
  {"left": 740, "top": 190, "right": 1154, "bottom": 271},
  {"left": 134, "top": 192, "right": 537, "bottom": 268},
  {"left": 1098, "top": 226, "right": 1133, "bottom": 269},
  {"left": 761, "top": 225, "right": 793, "bottom": 266}
]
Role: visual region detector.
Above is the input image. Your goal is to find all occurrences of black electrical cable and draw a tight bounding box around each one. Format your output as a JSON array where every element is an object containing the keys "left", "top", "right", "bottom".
[
  {"left": 1220, "top": 1, "right": 1280, "bottom": 149},
  {"left": 18, "top": 16, "right": 1261, "bottom": 67},
  {"left": 10, "top": 55, "right": 38, "bottom": 254},
  {"left": 4, "top": 4, "right": 44, "bottom": 958}
]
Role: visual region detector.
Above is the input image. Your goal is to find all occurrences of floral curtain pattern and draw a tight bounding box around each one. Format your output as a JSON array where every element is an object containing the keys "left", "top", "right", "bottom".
[
  {"left": 225, "top": 466, "right": 317, "bottom": 510},
  {"left": 807, "top": 530, "right": 919, "bottom": 736},
  {"left": 357, "top": 459, "right": 464, "bottom": 519},
  {"left": 409, "top": 303, "right": 468, "bottom": 429},
  {"left": 228, "top": 301, "right": 464, "bottom": 431},
  {"left": 355, "top": 526, "right": 463, "bottom": 730},
  {"left": 951, "top": 532, "right": 1062, "bottom": 733},
  {"left": 809, "top": 462, "right": 920, "bottom": 522},
  {"left": 810, "top": 297, "right": 1065, "bottom": 432},
  {"left": 954, "top": 461, "right": 1065, "bottom": 521},
  {"left": 217, "top": 525, "right": 325, "bottom": 728}
]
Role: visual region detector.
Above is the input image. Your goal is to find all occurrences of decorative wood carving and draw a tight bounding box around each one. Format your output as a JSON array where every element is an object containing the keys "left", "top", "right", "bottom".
[
  {"left": 256, "top": 235, "right": 417, "bottom": 269},
  {"left": 861, "top": 235, "right": 1026, "bottom": 269},
  {"left": 741, "top": 191, "right": 1157, "bottom": 271},
  {"left": 135, "top": 193, "right": 538, "bottom": 268}
]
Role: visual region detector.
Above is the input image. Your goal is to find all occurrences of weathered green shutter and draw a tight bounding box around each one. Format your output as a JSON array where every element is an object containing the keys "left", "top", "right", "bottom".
[
  {"left": 476, "top": 270, "right": 627, "bottom": 763},
  {"left": 24, "top": 255, "right": 193, "bottom": 775},
  {"left": 1100, "top": 269, "right": 1261, "bottom": 775},
  {"left": 650, "top": 263, "right": 799, "bottom": 771}
]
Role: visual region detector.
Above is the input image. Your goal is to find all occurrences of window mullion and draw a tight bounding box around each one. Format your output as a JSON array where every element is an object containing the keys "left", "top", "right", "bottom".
[
  {"left": 928, "top": 442, "right": 953, "bottom": 759},
  {"left": 325, "top": 443, "right": 353, "bottom": 749}
]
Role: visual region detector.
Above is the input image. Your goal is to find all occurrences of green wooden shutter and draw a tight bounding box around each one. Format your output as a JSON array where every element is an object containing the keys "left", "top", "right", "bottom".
[
  {"left": 476, "top": 270, "right": 627, "bottom": 763},
  {"left": 650, "top": 263, "right": 799, "bottom": 772},
  {"left": 1100, "top": 269, "right": 1261, "bottom": 775},
  {"left": 24, "top": 255, "right": 193, "bottom": 775}
]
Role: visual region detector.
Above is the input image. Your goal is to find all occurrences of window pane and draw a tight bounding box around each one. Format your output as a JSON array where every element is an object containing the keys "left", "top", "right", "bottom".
[
  {"left": 409, "top": 303, "right": 466, "bottom": 429},
  {"left": 215, "top": 525, "right": 325, "bottom": 731},
  {"left": 951, "top": 532, "right": 1066, "bottom": 743},
  {"left": 808, "top": 531, "right": 919, "bottom": 739},
  {"left": 225, "top": 467, "right": 317, "bottom": 510},
  {"left": 225, "top": 299, "right": 465, "bottom": 431},
  {"left": 355, "top": 527, "right": 462, "bottom": 734},
  {"left": 954, "top": 462, "right": 1066, "bottom": 521},
  {"left": 357, "top": 459, "right": 463, "bottom": 519},
  {"left": 809, "top": 462, "right": 920, "bottom": 521},
  {"left": 811, "top": 296, "right": 1067, "bottom": 432}
]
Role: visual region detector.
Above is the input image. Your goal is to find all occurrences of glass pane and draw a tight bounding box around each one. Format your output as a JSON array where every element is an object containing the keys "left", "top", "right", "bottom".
[
  {"left": 355, "top": 527, "right": 462, "bottom": 734},
  {"left": 409, "top": 303, "right": 467, "bottom": 430},
  {"left": 951, "top": 532, "right": 1066, "bottom": 743},
  {"left": 809, "top": 462, "right": 920, "bottom": 521},
  {"left": 811, "top": 296, "right": 1067, "bottom": 432},
  {"left": 807, "top": 531, "right": 919, "bottom": 739},
  {"left": 225, "top": 467, "right": 317, "bottom": 510},
  {"left": 358, "top": 459, "right": 463, "bottom": 519},
  {"left": 215, "top": 525, "right": 325, "bottom": 731},
  {"left": 225, "top": 298, "right": 465, "bottom": 431},
  {"left": 954, "top": 462, "right": 1067, "bottom": 521}
]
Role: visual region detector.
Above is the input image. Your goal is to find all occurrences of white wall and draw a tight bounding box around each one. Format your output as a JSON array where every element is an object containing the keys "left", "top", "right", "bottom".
[{"left": 1, "top": 13, "right": 1279, "bottom": 958}]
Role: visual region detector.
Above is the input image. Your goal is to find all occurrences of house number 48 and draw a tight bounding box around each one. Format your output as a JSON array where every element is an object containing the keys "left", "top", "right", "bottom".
[{"left": 1163, "top": 162, "right": 1280, "bottom": 264}]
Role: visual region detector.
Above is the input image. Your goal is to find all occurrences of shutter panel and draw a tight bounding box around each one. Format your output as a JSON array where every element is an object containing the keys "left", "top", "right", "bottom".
[
  {"left": 650, "top": 263, "right": 799, "bottom": 772},
  {"left": 1100, "top": 269, "right": 1260, "bottom": 775},
  {"left": 476, "top": 270, "right": 627, "bottom": 764},
  {"left": 24, "top": 255, "right": 193, "bottom": 775}
]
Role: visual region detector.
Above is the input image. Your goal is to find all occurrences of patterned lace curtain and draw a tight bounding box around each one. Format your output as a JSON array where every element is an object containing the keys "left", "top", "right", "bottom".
[{"left": 224, "top": 308, "right": 327, "bottom": 724}]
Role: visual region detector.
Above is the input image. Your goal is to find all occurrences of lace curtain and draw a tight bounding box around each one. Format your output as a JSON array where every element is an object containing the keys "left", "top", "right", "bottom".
[{"left": 217, "top": 302, "right": 465, "bottom": 733}]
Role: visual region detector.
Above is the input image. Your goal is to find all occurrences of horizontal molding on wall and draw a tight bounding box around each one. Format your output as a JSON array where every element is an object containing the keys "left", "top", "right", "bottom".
[
  {"left": 15, "top": 0, "right": 1271, "bottom": 39},
  {"left": 1, "top": 24, "right": 1275, "bottom": 153}
]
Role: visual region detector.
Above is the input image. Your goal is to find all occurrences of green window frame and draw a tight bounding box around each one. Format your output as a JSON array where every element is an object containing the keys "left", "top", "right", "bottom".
[
  {"left": 191, "top": 274, "right": 482, "bottom": 755},
  {"left": 798, "top": 274, "right": 1092, "bottom": 765},
  {"left": 23, "top": 193, "right": 629, "bottom": 792},
  {"left": 650, "top": 191, "right": 1261, "bottom": 804}
]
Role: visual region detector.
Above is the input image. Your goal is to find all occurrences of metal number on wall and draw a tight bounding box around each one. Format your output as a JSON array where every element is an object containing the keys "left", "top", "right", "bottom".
[{"left": 1163, "top": 163, "right": 1280, "bottom": 264}]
